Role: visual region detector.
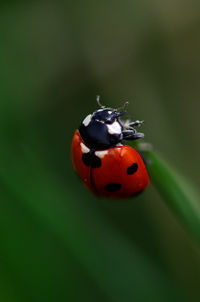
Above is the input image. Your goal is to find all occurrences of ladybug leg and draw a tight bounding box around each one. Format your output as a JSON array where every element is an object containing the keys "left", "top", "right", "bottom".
[
  {"left": 139, "top": 152, "right": 151, "bottom": 166},
  {"left": 136, "top": 143, "right": 153, "bottom": 166},
  {"left": 129, "top": 120, "right": 144, "bottom": 127},
  {"left": 123, "top": 129, "right": 144, "bottom": 140},
  {"left": 121, "top": 119, "right": 144, "bottom": 140},
  {"left": 121, "top": 119, "right": 144, "bottom": 128}
]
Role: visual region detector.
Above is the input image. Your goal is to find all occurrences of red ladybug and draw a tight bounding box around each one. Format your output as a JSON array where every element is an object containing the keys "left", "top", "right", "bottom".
[{"left": 71, "top": 97, "right": 149, "bottom": 198}]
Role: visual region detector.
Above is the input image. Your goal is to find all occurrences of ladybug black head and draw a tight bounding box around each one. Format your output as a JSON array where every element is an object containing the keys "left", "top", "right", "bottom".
[
  {"left": 92, "top": 95, "right": 127, "bottom": 124},
  {"left": 79, "top": 97, "right": 144, "bottom": 150},
  {"left": 92, "top": 108, "right": 126, "bottom": 124}
]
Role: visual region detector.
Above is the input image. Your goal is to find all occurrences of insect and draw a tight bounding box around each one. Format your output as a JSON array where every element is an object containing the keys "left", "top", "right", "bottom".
[{"left": 71, "top": 96, "right": 149, "bottom": 198}]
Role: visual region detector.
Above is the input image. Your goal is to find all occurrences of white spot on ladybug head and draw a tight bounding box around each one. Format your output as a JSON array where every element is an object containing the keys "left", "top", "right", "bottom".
[
  {"left": 96, "top": 119, "right": 105, "bottom": 124},
  {"left": 82, "top": 114, "right": 92, "bottom": 127},
  {"left": 80, "top": 142, "right": 90, "bottom": 153},
  {"left": 108, "top": 111, "right": 112, "bottom": 114},
  {"left": 107, "top": 121, "right": 122, "bottom": 135},
  {"left": 95, "top": 150, "right": 108, "bottom": 158}
]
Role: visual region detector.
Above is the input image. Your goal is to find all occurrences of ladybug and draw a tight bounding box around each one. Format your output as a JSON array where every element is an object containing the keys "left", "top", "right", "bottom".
[{"left": 71, "top": 97, "right": 149, "bottom": 198}]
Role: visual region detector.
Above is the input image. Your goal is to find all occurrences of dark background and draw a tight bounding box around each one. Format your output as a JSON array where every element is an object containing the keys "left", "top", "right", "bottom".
[{"left": 1, "top": 1, "right": 200, "bottom": 301}]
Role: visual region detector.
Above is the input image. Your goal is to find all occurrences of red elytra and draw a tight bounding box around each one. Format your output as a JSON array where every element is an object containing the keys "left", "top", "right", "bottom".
[{"left": 71, "top": 130, "right": 149, "bottom": 198}]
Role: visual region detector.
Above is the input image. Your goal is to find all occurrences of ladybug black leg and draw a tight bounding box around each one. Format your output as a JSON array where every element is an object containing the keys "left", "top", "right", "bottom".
[
  {"left": 122, "top": 130, "right": 144, "bottom": 140},
  {"left": 139, "top": 152, "right": 151, "bottom": 166},
  {"left": 136, "top": 143, "right": 153, "bottom": 166},
  {"left": 129, "top": 120, "right": 144, "bottom": 127}
]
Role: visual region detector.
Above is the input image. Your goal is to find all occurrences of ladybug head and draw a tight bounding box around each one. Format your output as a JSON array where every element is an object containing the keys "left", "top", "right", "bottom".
[
  {"left": 79, "top": 96, "right": 144, "bottom": 150},
  {"left": 92, "top": 108, "right": 125, "bottom": 124}
]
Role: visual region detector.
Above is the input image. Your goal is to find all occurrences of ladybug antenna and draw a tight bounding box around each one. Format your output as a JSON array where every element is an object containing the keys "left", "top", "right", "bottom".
[
  {"left": 115, "top": 100, "right": 129, "bottom": 113},
  {"left": 123, "top": 101, "right": 129, "bottom": 110},
  {"left": 114, "top": 101, "right": 129, "bottom": 118},
  {"left": 96, "top": 95, "right": 105, "bottom": 109},
  {"left": 116, "top": 101, "right": 129, "bottom": 112}
]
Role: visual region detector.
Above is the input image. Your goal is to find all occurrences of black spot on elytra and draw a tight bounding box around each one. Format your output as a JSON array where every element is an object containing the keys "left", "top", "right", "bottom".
[
  {"left": 82, "top": 152, "right": 101, "bottom": 168},
  {"left": 127, "top": 163, "right": 138, "bottom": 175},
  {"left": 82, "top": 153, "right": 91, "bottom": 166},
  {"left": 105, "top": 183, "right": 122, "bottom": 192}
]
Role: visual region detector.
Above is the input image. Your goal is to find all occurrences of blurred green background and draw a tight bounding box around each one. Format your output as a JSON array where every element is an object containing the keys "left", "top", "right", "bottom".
[{"left": 1, "top": 1, "right": 200, "bottom": 301}]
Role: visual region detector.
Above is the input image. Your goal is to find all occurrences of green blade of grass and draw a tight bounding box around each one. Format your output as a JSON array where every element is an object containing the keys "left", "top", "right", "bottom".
[{"left": 141, "top": 148, "right": 200, "bottom": 246}]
